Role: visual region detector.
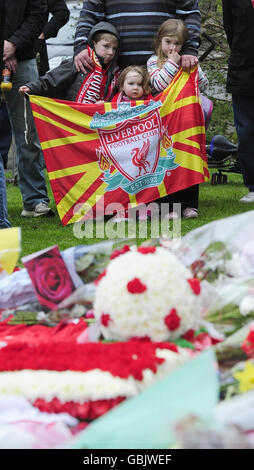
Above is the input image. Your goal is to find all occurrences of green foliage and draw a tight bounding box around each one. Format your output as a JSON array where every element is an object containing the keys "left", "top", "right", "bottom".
[{"left": 206, "top": 98, "right": 237, "bottom": 143}]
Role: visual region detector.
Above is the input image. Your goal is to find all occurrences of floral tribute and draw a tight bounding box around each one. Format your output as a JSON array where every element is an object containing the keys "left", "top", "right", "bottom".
[
  {"left": 94, "top": 247, "right": 202, "bottom": 341},
  {"left": 0, "top": 333, "right": 189, "bottom": 420}
]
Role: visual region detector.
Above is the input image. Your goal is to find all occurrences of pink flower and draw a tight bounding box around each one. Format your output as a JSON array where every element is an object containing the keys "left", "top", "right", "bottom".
[
  {"left": 101, "top": 313, "right": 111, "bottom": 327},
  {"left": 187, "top": 278, "right": 201, "bottom": 295},
  {"left": 164, "top": 308, "right": 181, "bottom": 331},
  {"left": 127, "top": 278, "right": 147, "bottom": 294},
  {"left": 85, "top": 310, "right": 95, "bottom": 319},
  {"left": 137, "top": 246, "right": 156, "bottom": 255}
]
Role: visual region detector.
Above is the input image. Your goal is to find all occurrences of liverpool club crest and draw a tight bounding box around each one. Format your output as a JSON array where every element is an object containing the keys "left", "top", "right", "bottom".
[{"left": 91, "top": 102, "right": 179, "bottom": 194}]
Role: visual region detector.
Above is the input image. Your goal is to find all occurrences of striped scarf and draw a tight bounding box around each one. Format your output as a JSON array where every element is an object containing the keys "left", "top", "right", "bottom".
[{"left": 76, "top": 46, "right": 105, "bottom": 104}]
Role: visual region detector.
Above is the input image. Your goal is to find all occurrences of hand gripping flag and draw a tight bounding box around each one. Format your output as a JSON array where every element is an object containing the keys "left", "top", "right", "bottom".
[{"left": 29, "top": 67, "right": 209, "bottom": 226}]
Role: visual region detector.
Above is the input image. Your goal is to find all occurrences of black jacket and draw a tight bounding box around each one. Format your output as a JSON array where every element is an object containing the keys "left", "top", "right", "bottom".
[
  {"left": 36, "top": 0, "right": 70, "bottom": 75},
  {"left": 0, "top": 0, "right": 5, "bottom": 73},
  {"left": 43, "top": 0, "right": 70, "bottom": 40},
  {"left": 4, "top": 0, "right": 47, "bottom": 62},
  {"left": 223, "top": 0, "right": 254, "bottom": 95}
]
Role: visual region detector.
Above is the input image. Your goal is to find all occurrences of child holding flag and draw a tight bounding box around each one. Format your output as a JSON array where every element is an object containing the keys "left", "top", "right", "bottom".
[
  {"left": 147, "top": 18, "right": 209, "bottom": 220},
  {"left": 19, "top": 22, "right": 120, "bottom": 104}
]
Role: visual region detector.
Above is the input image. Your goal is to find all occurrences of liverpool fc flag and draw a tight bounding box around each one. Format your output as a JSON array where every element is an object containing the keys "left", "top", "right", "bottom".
[{"left": 30, "top": 68, "right": 209, "bottom": 226}]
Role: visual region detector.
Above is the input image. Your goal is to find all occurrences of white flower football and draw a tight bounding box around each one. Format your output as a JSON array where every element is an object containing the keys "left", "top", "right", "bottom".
[{"left": 94, "top": 246, "right": 202, "bottom": 341}]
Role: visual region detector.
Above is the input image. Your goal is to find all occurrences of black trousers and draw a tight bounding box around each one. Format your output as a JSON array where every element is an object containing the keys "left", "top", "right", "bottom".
[
  {"left": 0, "top": 101, "right": 12, "bottom": 168},
  {"left": 232, "top": 94, "right": 254, "bottom": 191},
  {"left": 156, "top": 184, "right": 199, "bottom": 212}
]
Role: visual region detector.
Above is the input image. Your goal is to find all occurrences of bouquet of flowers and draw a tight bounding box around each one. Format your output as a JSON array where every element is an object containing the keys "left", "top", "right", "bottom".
[
  {"left": 189, "top": 241, "right": 252, "bottom": 283},
  {"left": 175, "top": 211, "right": 254, "bottom": 273},
  {"left": 203, "top": 278, "right": 254, "bottom": 336}
]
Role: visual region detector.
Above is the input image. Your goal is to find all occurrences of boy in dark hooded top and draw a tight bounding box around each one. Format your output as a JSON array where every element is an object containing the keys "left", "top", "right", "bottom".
[{"left": 19, "top": 21, "right": 120, "bottom": 104}]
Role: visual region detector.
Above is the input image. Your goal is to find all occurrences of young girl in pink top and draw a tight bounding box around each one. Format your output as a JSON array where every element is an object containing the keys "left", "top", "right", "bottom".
[{"left": 147, "top": 19, "right": 210, "bottom": 219}]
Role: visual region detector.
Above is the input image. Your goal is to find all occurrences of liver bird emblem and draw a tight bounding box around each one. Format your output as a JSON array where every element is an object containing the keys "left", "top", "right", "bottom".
[{"left": 131, "top": 139, "right": 151, "bottom": 177}]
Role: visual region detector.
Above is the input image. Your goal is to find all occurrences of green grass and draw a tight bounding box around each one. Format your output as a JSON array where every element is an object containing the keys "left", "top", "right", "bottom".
[{"left": 5, "top": 169, "right": 254, "bottom": 265}]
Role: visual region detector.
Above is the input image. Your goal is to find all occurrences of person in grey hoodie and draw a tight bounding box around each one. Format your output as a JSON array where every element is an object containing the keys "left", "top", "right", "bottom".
[{"left": 19, "top": 22, "right": 120, "bottom": 104}]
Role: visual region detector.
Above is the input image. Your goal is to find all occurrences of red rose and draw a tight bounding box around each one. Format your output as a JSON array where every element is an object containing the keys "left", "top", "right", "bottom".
[
  {"left": 110, "top": 245, "right": 130, "bottom": 260},
  {"left": 242, "top": 328, "right": 254, "bottom": 358},
  {"left": 27, "top": 252, "right": 74, "bottom": 310},
  {"left": 94, "top": 269, "right": 107, "bottom": 285},
  {"left": 246, "top": 329, "right": 254, "bottom": 345},
  {"left": 187, "top": 278, "right": 201, "bottom": 295},
  {"left": 183, "top": 329, "right": 195, "bottom": 342},
  {"left": 127, "top": 277, "right": 147, "bottom": 294},
  {"left": 137, "top": 246, "right": 156, "bottom": 255},
  {"left": 164, "top": 308, "right": 181, "bottom": 331},
  {"left": 101, "top": 313, "right": 111, "bottom": 327}
]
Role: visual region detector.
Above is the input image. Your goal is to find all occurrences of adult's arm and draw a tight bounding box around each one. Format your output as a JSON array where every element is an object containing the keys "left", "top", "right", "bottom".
[
  {"left": 7, "top": 0, "right": 48, "bottom": 55},
  {"left": 0, "top": 0, "right": 5, "bottom": 73},
  {"left": 222, "top": 0, "right": 233, "bottom": 49},
  {"left": 43, "top": 0, "right": 70, "bottom": 39},
  {"left": 176, "top": 0, "right": 201, "bottom": 57},
  {"left": 74, "top": 0, "right": 105, "bottom": 56}
]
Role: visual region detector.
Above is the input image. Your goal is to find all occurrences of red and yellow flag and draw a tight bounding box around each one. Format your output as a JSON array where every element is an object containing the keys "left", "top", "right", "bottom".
[{"left": 30, "top": 68, "right": 209, "bottom": 225}]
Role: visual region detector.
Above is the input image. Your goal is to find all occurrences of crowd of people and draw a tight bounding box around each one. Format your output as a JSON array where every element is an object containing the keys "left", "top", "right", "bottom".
[{"left": 1, "top": 0, "right": 254, "bottom": 229}]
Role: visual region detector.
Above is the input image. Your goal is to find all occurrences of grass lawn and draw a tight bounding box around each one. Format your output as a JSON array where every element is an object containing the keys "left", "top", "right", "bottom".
[{"left": 5, "top": 169, "right": 254, "bottom": 264}]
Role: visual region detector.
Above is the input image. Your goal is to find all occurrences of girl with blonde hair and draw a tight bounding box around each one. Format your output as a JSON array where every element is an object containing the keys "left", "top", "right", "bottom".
[
  {"left": 147, "top": 19, "right": 210, "bottom": 220},
  {"left": 147, "top": 18, "right": 208, "bottom": 93}
]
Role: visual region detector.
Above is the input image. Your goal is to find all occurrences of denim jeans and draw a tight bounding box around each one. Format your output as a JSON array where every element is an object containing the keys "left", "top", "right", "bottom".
[
  {"left": 0, "top": 101, "right": 12, "bottom": 168},
  {"left": 4, "top": 59, "right": 49, "bottom": 210},
  {"left": 0, "top": 152, "right": 11, "bottom": 228}
]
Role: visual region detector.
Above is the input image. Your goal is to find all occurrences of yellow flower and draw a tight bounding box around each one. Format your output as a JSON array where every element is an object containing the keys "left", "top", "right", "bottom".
[{"left": 233, "top": 361, "right": 254, "bottom": 393}]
